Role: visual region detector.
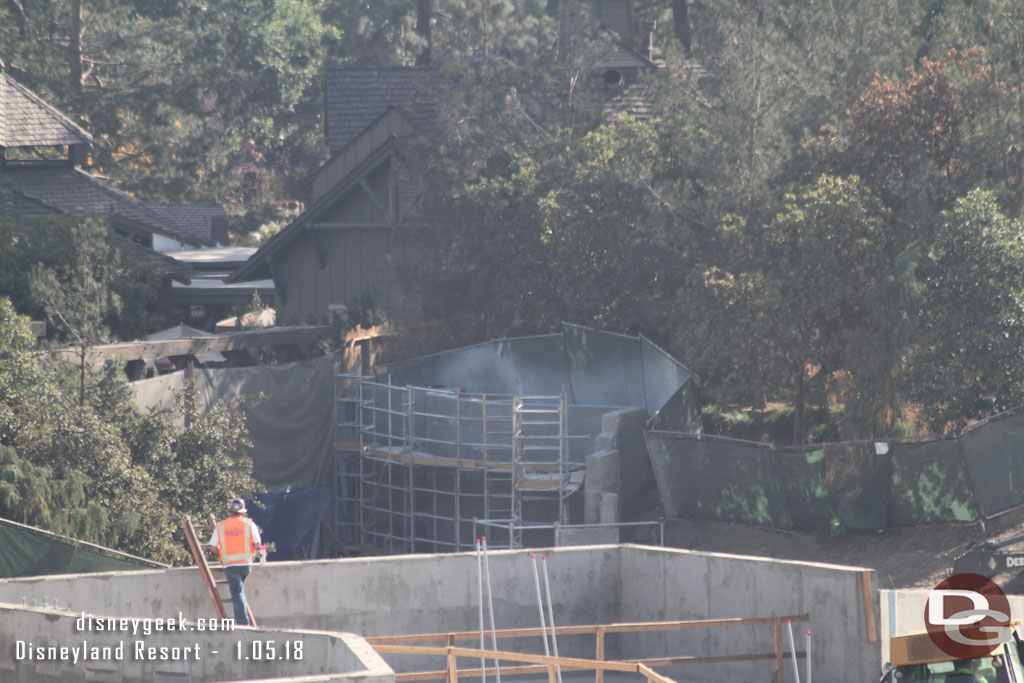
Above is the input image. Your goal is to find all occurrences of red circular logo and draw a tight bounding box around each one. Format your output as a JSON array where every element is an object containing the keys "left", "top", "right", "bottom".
[{"left": 925, "top": 573, "right": 1011, "bottom": 659}]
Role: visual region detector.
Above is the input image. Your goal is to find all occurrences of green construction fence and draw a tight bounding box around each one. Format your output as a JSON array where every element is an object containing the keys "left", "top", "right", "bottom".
[{"left": 645, "top": 409, "right": 1024, "bottom": 532}]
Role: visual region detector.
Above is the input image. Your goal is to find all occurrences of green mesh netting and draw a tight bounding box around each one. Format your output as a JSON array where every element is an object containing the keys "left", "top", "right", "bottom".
[
  {"left": 0, "top": 520, "right": 154, "bottom": 578},
  {"left": 887, "top": 439, "right": 976, "bottom": 525},
  {"left": 645, "top": 426, "right": 1017, "bottom": 531},
  {"left": 821, "top": 442, "right": 891, "bottom": 531}
]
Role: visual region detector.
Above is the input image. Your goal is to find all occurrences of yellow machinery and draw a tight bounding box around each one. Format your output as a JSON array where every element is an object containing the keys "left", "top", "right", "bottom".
[{"left": 881, "top": 630, "right": 1024, "bottom": 682}]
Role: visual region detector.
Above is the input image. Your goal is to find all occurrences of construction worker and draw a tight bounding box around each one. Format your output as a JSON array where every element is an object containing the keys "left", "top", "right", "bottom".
[
  {"left": 208, "top": 498, "right": 261, "bottom": 626},
  {"left": 947, "top": 659, "right": 990, "bottom": 683}
]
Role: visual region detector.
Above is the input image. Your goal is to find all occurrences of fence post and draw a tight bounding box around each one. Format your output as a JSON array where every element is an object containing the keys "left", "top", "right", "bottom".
[
  {"left": 595, "top": 626, "right": 606, "bottom": 683},
  {"left": 447, "top": 647, "right": 458, "bottom": 683},
  {"left": 547, "top": 663, "right": 557, "bottom": 683}
]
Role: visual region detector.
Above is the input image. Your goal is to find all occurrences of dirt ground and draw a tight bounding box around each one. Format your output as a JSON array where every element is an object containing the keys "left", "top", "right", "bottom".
[{"left": 651, "top": 504, "right": 1024, "bottom": 591}]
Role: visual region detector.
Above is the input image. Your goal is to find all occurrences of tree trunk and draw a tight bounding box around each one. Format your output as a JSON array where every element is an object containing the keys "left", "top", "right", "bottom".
[
  {"left": 672, "top": 0, "right": 692, "bottom": 55},
  {"left": 792, "top": 370, "right": 806, "bottom": 446},
  {"left": 414, "top": 0, "right": 432, "bottom": 66},
  {"left": 70, "top": 0, "right": 84, "bottom": 99}
]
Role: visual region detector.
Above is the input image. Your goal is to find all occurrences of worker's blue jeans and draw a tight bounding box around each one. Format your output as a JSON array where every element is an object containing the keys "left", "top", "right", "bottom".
[{"left": 224, "top": 564, "right": 251, "bottom": 625}]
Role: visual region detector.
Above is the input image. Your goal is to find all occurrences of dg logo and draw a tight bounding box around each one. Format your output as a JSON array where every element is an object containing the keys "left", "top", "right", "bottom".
[{"left": 925, "top": 573, "right": 1012, "bottom": 659}]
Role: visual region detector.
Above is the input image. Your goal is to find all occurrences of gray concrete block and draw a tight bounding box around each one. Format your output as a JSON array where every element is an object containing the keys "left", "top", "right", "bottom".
[{"left": 585, "top": 448, "right": 621, "bottom": 494}]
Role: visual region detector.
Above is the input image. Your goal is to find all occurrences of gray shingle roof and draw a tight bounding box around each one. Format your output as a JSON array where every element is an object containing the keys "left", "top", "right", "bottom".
[
  {"left": 0, "top": 72, "right": 93, "bottom": 148},
  {"left": 325, "top": 67, "right": 439, "bottom": 154},
  {"left": 147, "top": 203, "right": 223, "bottom": 246},
  {"left": 1, "top": 164, "right": 201, "bottom": 245}
]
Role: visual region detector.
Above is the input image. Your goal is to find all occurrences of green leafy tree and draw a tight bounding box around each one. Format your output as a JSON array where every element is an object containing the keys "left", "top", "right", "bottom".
[
  {"left": 28, "top": 216, "right": 122, "bottom": 405},
  {"left": 911, "top": 190, "right": 1024, "bottom": 431},
  {"left": 0, "top": 296, "right": 261, "bottom": 563},
  {"left": 698, "top": 176, "right": 918, "bottom": 444},
  {"left": 0, "top": 0, "right": 333, "bottom": 205},
  {"left": 0, "top": 215, "right": 165, "bottom": 342}
]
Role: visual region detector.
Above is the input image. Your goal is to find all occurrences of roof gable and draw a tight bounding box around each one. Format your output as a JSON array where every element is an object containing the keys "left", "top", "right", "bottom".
[
  {"left": 0, "top": 72, "right": 93, "bottom": 149},
  {"left": 230, "top": 131, "right": 406, "bottom": 284},
  {"left": 325, "top": 67, "right": 439, "bottom": 155}
]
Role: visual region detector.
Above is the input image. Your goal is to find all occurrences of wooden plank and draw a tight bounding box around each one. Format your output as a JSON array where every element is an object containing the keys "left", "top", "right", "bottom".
[
  {"left": 595, "top": 626, "right": 605, "bottom": 683},
  {"left": 373, "top": 645, "right": 642, "bottom": 673},
  {"left": 361, "top": 447, "right": 577, "bottom": 473},
  {"left": 387, "top": 651, "right": 798, "bottom": 682},
  {"left": 636, "top": 663, "right": 676, "bottom": 683},
  {"left": 365, "top": 614, "right": 812, "bottom": 645},
  {"left": 862, "top": 570, "right": 878, "bottom": 643},
  {"left": 515, "top": 479, "right": 562, "bottom": 490},
  {"left": 51, "top": 325, "right": 334, "bottom": 368},
  {"left": 396, "top": 664, "right": 590, "bottom": 681},
  {"left": 626, "top": 651, "right": 805, "bottom": 666}
]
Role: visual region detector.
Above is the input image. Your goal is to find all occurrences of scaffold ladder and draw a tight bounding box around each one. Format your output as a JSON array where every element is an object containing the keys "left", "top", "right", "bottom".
[
  {"left": 512, "top": 391, "right": 569, "bottom": 546},
  {"left": 182, "top": 515, "right": 257, "bottom": 627}
]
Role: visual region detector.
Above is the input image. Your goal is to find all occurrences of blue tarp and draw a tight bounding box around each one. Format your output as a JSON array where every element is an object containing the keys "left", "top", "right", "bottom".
[{"left": 248, "top": 485, "right": 332, "bottom": 561}]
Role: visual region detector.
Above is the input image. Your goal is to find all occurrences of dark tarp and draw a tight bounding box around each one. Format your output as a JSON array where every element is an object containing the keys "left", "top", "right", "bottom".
[
  {"left": 133, "top": 355, "right": 336, "bottom": 490},
  {"left": 195, "top": 356, "right": 335, "bottom": 489},
  {"left": 959, "top": 412, "right": 1024, "bottom": 516}
]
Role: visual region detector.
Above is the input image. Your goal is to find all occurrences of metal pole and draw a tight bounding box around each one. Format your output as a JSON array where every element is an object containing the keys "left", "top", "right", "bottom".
[
  {"left": 455, "top": 389, "right": 462, "bottom": 551},
  {"left": 481, "top": 537, "right": 501, "bottom": 683},
  {"left": 511, "top": 394, "right": 521, "bottom": 548},
  {"left": 785, "top": 619, "right": 802, "bottom": 683},
  {"left": 530, "top": 555, "right": 551, "bottom": 659},
  {"left": 558, "top": 389, "right": 567, "bottom": 525},
  {"left": 805, "top": 630, "right": 811, "bottom": 683},
  {"left": 407, "top": 385, "right": 415, "bottom": 553},
  {"left": 477, "top": 539, "right": 486, "bottom": 683},
  {"left": 482, "top": 395, "right": 490, "bottom": 521},
  {"left": 358, "top": 378, "right": 366, "bottom": 548},
  {"left": 387, "top": 377, "right": 394, "bottom": 550},
  {"left": 541, "top": 555, "right": 563, "bottom": 683}
]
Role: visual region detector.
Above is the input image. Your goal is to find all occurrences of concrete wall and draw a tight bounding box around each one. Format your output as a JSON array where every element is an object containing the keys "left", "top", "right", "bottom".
[
  {"left": 0, "top": 547, "right": 623, "bottom": 663},
  {"left": 0, "top": 603, "right": 392, "bottom": 683},
  {"left": 0, "top": 546, "right": 880, "bottom": 683},
  {"left": 619, "top": 546, "right": 881, "bottom": 683}
]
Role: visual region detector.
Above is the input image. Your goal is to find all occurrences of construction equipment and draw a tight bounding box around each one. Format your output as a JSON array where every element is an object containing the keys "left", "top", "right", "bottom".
[
  {"left": 182, "top": 515, "right": 257, "bottom": 627},
  {"left": 954, "top": 530, "right": 1024, "bottom": 577},
  {"left": 879, "top": 629, "right": 1024, "bottom": 682}
]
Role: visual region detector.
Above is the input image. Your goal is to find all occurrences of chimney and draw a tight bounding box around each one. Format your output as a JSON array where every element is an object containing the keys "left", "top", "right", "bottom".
[{"left": 639, "top": 19, "right": 657, "bottom": 62}]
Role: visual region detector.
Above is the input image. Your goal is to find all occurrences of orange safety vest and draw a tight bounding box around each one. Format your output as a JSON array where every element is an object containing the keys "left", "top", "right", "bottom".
[{"left": 217, "top": 516, "right": 255, "bottom": 566}]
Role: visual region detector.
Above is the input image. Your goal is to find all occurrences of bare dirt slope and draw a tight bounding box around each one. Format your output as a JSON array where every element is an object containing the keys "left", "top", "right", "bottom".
[{"left": 653, "top": 505, "right": 1024, "bottom": 590}]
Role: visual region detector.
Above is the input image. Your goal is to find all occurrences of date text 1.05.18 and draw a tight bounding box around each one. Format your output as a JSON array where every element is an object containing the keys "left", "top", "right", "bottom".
[{"left": 236, "top": 640, "right": 303, "bottom": 660}]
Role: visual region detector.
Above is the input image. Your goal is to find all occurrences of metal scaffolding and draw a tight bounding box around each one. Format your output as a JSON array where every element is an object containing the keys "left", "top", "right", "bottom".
[{"left": 333, "top": 373, "right": 588, "bottom": 553}]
